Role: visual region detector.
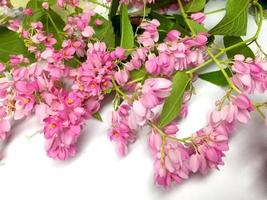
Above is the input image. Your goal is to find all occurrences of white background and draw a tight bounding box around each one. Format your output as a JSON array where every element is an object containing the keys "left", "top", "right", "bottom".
[{"left": 1, "top": 1, "right": 267, "bottom": 200}]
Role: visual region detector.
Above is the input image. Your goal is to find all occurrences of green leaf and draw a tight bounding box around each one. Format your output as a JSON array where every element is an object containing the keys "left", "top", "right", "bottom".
[
  {"left": 0, "top": 27, "right": 30, "bottom": 62},
  {"left": 90, "top": 14, "right": 115, "bottom": 48},
  {"left": 199, "top": 68, "right": 232, "bottom": 86},
  {"left": 188, "top": 19, "right": 208, "bottom": 34},
  {"left": 130, "top": 67, "right": 147, "bottom": 82},
  {"left": 93, "top": 112, "right": 103, "bottom": 122},
  {"left": 64, "top": 57, "right": 81, "bottom": 68},
  {"left": 120, "top": 4, "right": 134, "bottom": 50},
  {"left": 185, "top": 0, "right": 206, "bottom": 13},
  {"left": 159, "top": 72, "right": 190, "bottom": 128},
  {"left": 259, "top": 0, "right": 267, "bottom": 9},
  {"left": 43, "top": 9, "right": 65, "bottom": 47},
  {"left": 209, "top": 0, "right": 249, "bottom": 36},
  {"left": 223, "top": 36, "right": 255, "bottom": 59},
  {"left": 109, "top": 0, "right": 120, "bottom": 19}
]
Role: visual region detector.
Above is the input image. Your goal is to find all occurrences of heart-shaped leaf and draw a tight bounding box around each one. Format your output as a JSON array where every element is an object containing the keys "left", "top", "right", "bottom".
[
  {"left": 0, "top": 27, "right": 31, "bottom": 62},
  {"left": 209, "top": 0, "right": 250, "bottom": 36},
  {"left": 224, "top": 36, "right": 255, "bottom": 58}
]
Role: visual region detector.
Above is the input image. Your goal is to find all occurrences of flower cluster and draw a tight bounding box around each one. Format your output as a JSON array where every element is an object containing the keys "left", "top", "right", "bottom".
[
  {"left": 132, "top": 19, "right": 209, "bottom": 76},
  {"left": 109, "top": 78, "right": 173, "bottom": 156},
  {"left": 148, "top": 93, "right": 253, "bottom": 187},
  {"left": 0, "top": 8, "right": 125, "bottom": 160},
  {"left": 232, "top": 55, "right": 267, "bottom": 94},
  {"left": 57, "top": 0, "right": 79, "bottom": 7},
  {"left": 0, "top": 0, "right": 266, "bottom": 190}
]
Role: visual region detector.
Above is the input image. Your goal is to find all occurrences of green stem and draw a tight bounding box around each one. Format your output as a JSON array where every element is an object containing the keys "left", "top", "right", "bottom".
[
  {"left": 148, "top": 121, "right": 191, "bottom": 143},
  {"left": 254, "top": 103, "right": 266, "bottom": 119},
  {"left": 177, "top": 0, "right": 196, "bottom": 36},
  {"left": 205, "top": 8, "right": 226, "bottom": 15},
  {"left": 187, "top": 2, "right": 264, "bottom": 75},
  {"left": 207, "top": 49, "right": 241, "bottom": 93},
  {"left": 47, "top": 12, "right": 62, "bottom": 43},
  {"left": 111, "top": 78, "right": 127, "bottom": 98},
  {"left": 255, "top": 40, "right": 267, "bottom": 57}
]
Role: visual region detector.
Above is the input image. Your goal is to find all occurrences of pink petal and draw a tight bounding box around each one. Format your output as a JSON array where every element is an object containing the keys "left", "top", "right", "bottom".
[
  {"left": 189, "top": 154, "right": 200, "bottom": 173},
  {"left": 0, "top": 119, "right": 11, "bottom": 132}
]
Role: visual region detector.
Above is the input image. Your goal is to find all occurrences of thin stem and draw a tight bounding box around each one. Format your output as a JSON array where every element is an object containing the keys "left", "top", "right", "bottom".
[
  {"left": 73, "top": 57, "right": 82, "bottom": 65},
  {"left": 134, "top": 4, "right": 147, "bottom": 37},
  {"left": 207, "top": 49, "right": 241, "bottom": 94},
  {"left": 47, "top": 12, "right": 62, "bottom": 43},
  {"left": 177, "top": 0, "right": 196, "bottom": 36},
  {"left": 205, "top": 8, "right": 225, "bottom": 15},
  {"left": 111, "top": 78, "right": 127, "bottom": 98},
  {"left": 255, "top": 40, "right": 267, "bottom": 57},
  {"left": 148, "top": 121, "right": 191, "bottom": 143},
  {"left": 254, "top": 103, "right": 266, "bottom": 119}
]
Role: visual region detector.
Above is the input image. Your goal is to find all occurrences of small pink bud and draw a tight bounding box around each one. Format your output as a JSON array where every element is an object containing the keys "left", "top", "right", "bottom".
[
  {"left": 95, "top": 18, "right": 103, "bottom": 26},
  {"left": 189, "top": 154, "right": 200, "bottom": 173},
  {"left": 166, "top": 30, "right": 180, "bottom": 41},
  {"left": 81, "top": 26, "right": 94, "bottom": 38},
  {"left": 191, "top": 12, "right": 206, "bottom": 24},
  {"left": 113, "top": 47, "right": 126, "bottom": 60},
  {"left": 23, "top": 8, "right": 33, "bottom": 16},
  {"left": 0, "top": 63, "right": 4, "bottom": 73},
  {"left": 42, "top": 2, "right": 49, "bottom": 10},
  {"left": 114, "top": 70, "right": 129, "bottom": 86}
]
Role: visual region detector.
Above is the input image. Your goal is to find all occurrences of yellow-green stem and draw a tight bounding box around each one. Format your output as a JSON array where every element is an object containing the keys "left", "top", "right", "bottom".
[{"left": 177, "top": 0, "right": 196, "bottom": 36}]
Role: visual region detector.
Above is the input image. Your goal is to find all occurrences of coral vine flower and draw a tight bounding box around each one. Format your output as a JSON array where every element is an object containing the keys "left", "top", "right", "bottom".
[{"left": 0, "top": 0, "right": 266, "bottom": 190}]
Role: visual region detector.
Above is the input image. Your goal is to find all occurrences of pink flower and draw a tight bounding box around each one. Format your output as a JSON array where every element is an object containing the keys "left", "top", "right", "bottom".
[
  {"left": 111, "top": 47, "right": 126, "bottom": 60},
  {"left": 114, "top": 70, "right": 129, "bottom": 86},
  {"left": 57, "top": 0, "right": 79, "bottom": 7},
  {"left": 232, "top": 55, "right": 267, "bottom": 93},
  {"left": 0, "top": 119, "right": 11, "bottom": 140},
  {"left": 191, "top": 126, "right": 229, "bottom": 174},
  {"left": 44, "top": 117, "right": 62, "bottom": 139},
  {"left": 45, "top": 135, "right": 77, "bottom": 160},
  {"left": 8, "top": 19, "right": 21, "bottom": 32},
  {"left": 64, "top": 92, "right": 81, "bottom": 108},
  {"left": 166, "top": 30, "right": 181, "bottom": 42},
  {"left": 94, "top": 18, "right": 103, "bottom": 26},
  {"left": 141, "top": 78, "right": 172, "bottom": 108},
  {"left": 23, "top": 8, "right": 33, "bottom": 16},
  {"left": 14, "top": 94, "right": 35, "bottom": 120},
  {"left": 42, "top": 2, "right": 49, "bottom": 10},
  {"left": 124, "top": 48, "right": 148, "bottom": 71},
  {"left": 145, "top": 54, "right": 161, "bottom": 75},
  {"left": 10, "top": 55, "right": 24, "bottom": 66},
  {"left": 109, "top": 104, "right": 137, "bottom": 157},
  {"left": 137, "top": 19, "right": 160, "bottom": 47},
  {"left": 148, "top": 130, "right": 190, "bottom": 187},
  {"left": 232, "top": 94, "right": 253, "bottom": 123},
  {"left": 0, "top": 63, "right": 4, "bottom": 73},
  {"left": 81, "top": 26, "right": 95, "bottom": 38},
  {"left": 191, "top": 12, "right": 206, "bottom": 24}
]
